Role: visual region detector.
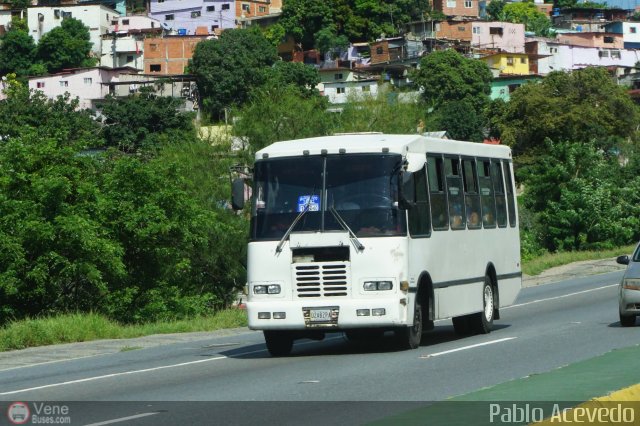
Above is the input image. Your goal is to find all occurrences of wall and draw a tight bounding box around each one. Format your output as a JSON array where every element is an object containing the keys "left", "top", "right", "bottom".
[
  {"left": 433, "top": 0, "right": 479, "bottom": 18},
  {"left": 436, "top": 21, "right": 472, "bottom": 41},
  {"left": 558, "top": 32, "right": 624, "bottom": 48},
  {"left": 144, "top": 36, "right": 205, "bottom": 74},
  {"left": 472, "top": 22, "right": 525, "bottom": 53},
  {"left": 148, "top": 0, "right": 235, "bottom": 34},
  {"left": 28, "top": 68, "right": 115, "bottom": 110}
]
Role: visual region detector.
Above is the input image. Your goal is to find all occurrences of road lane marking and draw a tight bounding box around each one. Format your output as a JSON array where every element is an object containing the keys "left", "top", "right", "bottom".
[
  {"left": 0, "top": 356, "right": 228, "bottom": 396},
  {"left": 85, "top": 412, "right": 160, "bottom": 426},
  {"left": 503, "top": 284, "right": 617, "bottom": 310},
  {"left": 421, "top": 337, "right": 517, "bottom": 358}
]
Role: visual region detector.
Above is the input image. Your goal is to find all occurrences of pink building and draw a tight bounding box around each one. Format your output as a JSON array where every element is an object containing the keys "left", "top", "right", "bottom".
[
  {"left": 558, "top": 32, "right": 624, "bottom": 49},
  {"left": 471, "top": 21, "right": 525, "bottom": 53},
  {"left": 433, "top": 0, "right": 479, "bottom": 18}
]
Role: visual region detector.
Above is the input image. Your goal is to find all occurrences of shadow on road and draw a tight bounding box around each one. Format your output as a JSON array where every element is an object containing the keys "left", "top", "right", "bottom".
[{"left": 219, "top": 323, "right": 512, "bottom": 359}]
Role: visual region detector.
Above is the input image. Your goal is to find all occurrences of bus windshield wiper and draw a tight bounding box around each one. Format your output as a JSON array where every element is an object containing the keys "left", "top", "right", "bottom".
[
  {"left": 329, "top": 206, "right": 365, "bottom": 252},
  {"left": 275, "top": 199, "right": 311, "bottom": 253}
]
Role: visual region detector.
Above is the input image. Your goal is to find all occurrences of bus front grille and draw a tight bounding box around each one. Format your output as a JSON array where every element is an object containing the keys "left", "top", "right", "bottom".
[{"left": 294, "top": 263, "right": 349, "bottom": 297}]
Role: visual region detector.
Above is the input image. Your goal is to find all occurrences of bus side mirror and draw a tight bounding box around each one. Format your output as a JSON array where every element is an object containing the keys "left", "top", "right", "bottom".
[
  {"left": 398, "top": 171, "right": 415, "bottom": 210},
  {"left": 231, "top": 178, "right": 245, "bottom": 210}
]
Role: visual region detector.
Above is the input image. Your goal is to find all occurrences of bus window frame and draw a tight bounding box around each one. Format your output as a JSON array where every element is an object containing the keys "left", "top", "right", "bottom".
[
  {"left": 491, "top": 159, "right": 508, "bottom": 229},
  {"left": 408, "top": 164, "right": 432, "bottom": 238},
  {"left": 477, "top": 156, "right": 497, "bottom": 229},
  {"left": 502, "top": 160, "right": 517, "bottom": 228},
  {"left": 444, "top": 155, "right": 466, "bottom": 231},
  {"left": 461, "top": 156, "right": 481, "bottom": 230},
  {"left": 427, "top": 153, "right": 450, "bottom": 232}
]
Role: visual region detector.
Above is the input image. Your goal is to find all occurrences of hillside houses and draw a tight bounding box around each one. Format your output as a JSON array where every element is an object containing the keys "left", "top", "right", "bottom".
[{"left": 3, "top": 1, "right": 640, "bottom": 110}]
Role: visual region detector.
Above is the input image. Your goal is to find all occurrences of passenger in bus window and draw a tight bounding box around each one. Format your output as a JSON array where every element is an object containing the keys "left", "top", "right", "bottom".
[
  {"left": 468, "top": 211, "right": 480, "bottom": 227},
  {"left": 450, "top": 204, "right": 464, "bottom": 229}
]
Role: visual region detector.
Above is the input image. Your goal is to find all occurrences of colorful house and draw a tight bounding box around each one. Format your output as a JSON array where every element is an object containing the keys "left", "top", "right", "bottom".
[
  {"left": 148, "top": 0, "right": 235, "bottom": 35},
  {"left": 432, "top": 0, "right": 480, "bottom": 18},
  {"left": 604, "top": 21, "right": 640, "bottom": 49},
  {"left": 143, "top": 35, "right": 210, "bottom": 75},
  {"left": 481, "top": 52, "right": 531, "bottom": 76},
  {"left": 490, "top": 75, "right": 541, "bottom": 101}
]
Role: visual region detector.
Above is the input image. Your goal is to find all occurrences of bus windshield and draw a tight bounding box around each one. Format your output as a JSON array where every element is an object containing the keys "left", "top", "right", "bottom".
[{"left": 251, "top": 154, "right": 407, "bottom": 241}]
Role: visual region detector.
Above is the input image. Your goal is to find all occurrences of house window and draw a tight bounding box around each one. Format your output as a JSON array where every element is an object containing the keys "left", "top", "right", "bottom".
[
  {"left": 447, "top": 0, "right": 455, "bottom": 7},
  {"left": 206, "top": 5, "right": 215, "bottom": 11},
  {"left": 506, "top": 57, "right": 514, "bottom": 65},
  {"left": 337, "top": 87, "right": 345, "bottom": 94},
  {"left": 191, "top": 11, "right": 201, "bottom": 18},
  {"left": 334, "top": 73, "right": 343, "bottom": 80},
  {"left": 259, "top": 6, "right": 266, "bottom": 12},
  {"left": 126, "top": 55, "right": 134, "bottom": 62},
  {"left": 150, "top": 64, "right": 161, "bottom": 72},
  {"left": 242, "top": 3, "right": 250, "bottom": 12},
  {"left": 37, "top": 82, "right": 45, "bottom": 88},
  {"left": 604, "top": 36, "right": 614, "bottom": 43},
  {"left": 473, "top": 26, "right": 481, "bottom": 34},
  {"left": 458, "top": 26, "right": 465, "bottom": 31},
  {"left": 612, "top": 50, "right": 621, "bottom": 59},
  {"left": 376, "top": 47, "right": 383, "bottom": 54},
  {"left": 362, "top": 85, "right": 370, "bottom": 92},
  {"left": 84, "top": 77, "right": 92, "bottom": 85},
  {"left": 222, "top": 3, "right": 230, "bottom": 10},
  {"left": 599, "top": 50, "right": 609, "bottom": 58},
  {"left": 60, "top": 81, "right": 68, "bottom": 87},
  {"left": 54, "top": 9, "right": 60, "bottom": 19},
  {"left": 489, "top": 27, "right": 503, "bottom": 35},
  {"left": 150, "top": 43, "right": 158, "bottom": 51},
  {"left": 508, "top": 84, "right": 520, "bottom": 93},
  {"left": 61, "top": 11, "right": 72, "bottom": 19},
  {"left": 111, "top": 20, "right": 118, "bottom": 25},
  {"left": 211, "top": 25, "right": 219, "bottom": 31},
  {"left": 550, "top": 47, "right": 558, "bottom": 53},
  {"left": 158, "top": 0, "right": 164, "bottom": 2},
  {"left": 464, "top": 0, "right": 472, "bottom": 8},
  {"left": 122, "top": 19, "right": 129, "bottom": 25},
  {"left": 165, "top": 14, "right": 174, "bottom": 20},
  {"left": 631, "top": 27, "right": 637, "bottom": 34},
  {"left": 520, "top": 57, "right": 527, "bottom": 64}
]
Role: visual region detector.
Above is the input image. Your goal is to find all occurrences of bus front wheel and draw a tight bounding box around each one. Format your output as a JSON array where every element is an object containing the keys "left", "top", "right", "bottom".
[
  {"left": 395, "top": 299, "right": 423, "bottom": 349},
  {"left": 264, "top": 331, "right": 294, "bottom": 356}
]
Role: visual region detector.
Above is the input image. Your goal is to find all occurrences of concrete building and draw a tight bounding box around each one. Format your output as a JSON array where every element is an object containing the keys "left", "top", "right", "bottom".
[
  {"left": 433, "top": 0, "right": 480, "bottom": 18},
  {"left": 318, "top": 68, "right": 379, "bottom": 104},
  {"left": 558, "top": 32, "right": 624, "bottom": 49},
  {"left": 27, "top": 4, "right": 118, "bottom": 55},
  {"left": 143, "top": 35, "right": 209, "bottom": 75},
  {"left": 100, "top": 16, "right": 162, "bottom": 70},
  {"left": 471, "top": 22, "right": 525, "bottom": 53},
  {"left": 148, "top": 0, "right": 235, "bottom": 35},
  {"left": 604, "top": 21, "right": 640, "bottom": 49}
]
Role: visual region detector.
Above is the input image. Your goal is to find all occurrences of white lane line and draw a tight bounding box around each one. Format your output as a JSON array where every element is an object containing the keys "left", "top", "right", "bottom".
[
  {"left": 503, "top": 284, "right": 617, "bottom": 310},
  {"left": 85, "top": 412, "right": 160, "bottom": 426},
  {"left": 0, "top": 356, "right": 227, "bottom": 396},
  {"left": 422, "top": 337, "right": 517, "bottom": 358}
]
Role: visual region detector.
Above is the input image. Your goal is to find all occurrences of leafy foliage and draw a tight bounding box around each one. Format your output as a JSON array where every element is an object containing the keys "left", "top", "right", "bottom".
[
  {"left": 433, "top": 99, "right": 485, "bottom": 141},
  {"left": 100, "top": 89, "right": 195, "bottom": 153},
  {"left": 496, "top": 67, "right": 638, "bottom": 154},
  {"left": 35, "top": 17, "right": 96, "bottom": 74},
  {"left": 0, "top": 25, "right": 37, "bottom": 78},
  {"left": 412, "top": 49, "right": 492, "bottom": 113},
  {"left": 190, "top": 29, "right": 279, "bottom": 121},
  {"left": 486, "top": 0, "right": 505, "bottom": 21},
  {"left": 502, "top": 2, "right": 553, "bottom": 36},
  {"left": 264, "top": 61, "right": 321, "bottom": 97}
]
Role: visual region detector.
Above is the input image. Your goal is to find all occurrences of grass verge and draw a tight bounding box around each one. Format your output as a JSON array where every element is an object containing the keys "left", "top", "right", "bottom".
[
  {"left": 0, "top": 309, "right": 247, "bottom": 352},
  {"left": 522, "top": 244, "right": 635, "bottom": 276}
]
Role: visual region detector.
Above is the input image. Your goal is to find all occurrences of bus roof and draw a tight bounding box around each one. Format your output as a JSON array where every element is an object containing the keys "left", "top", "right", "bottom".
[{"left": 255, "top": 134, "right": 512, "bottom": 160}]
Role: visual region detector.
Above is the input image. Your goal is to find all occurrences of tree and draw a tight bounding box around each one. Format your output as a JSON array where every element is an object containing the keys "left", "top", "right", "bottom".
[
  {"left": 264, "top": 61, "right": 321, "bottom": 97},
  {"left": 434, "top": 99, "right": 485, "bottom": 141},
  {"left": 280, "top": 0, "right": 335, "bottom": 49},
  {"left": 233, "top": 85, "right": 332, "bottom": 153},
  {"left": 411, "top": 49, "right": 493, "bottom": 113},
  {"left": 0, "top": 25, "right": 37, "bottom": 78},
  {"left": 315, "top": 25, "right": 349, "bottom": 57},
  {"left": 35, "top": 17, "right": 96, "bottom": 74},
  {"left": 496, "top": 67, "right": 639, "bottom": 154},
  {"left": 486, "top": 0, "right": 505, "bottom": 21},
  {"left": 100, "top": 89, "right": 195, "bottom": 153},
  {"left": 190, "top": 29, "right": 279, "bottom": 121},
  {"left": 503, "top": 2, "right": 553, "bottom": 36}
]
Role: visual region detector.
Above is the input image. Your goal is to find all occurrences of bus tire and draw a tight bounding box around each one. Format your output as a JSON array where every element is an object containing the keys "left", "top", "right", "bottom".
[
  {"left": 471, "top": 276, "right": 495, "bottom": 334},
  {"left": 264, "top": 331, "right": 293, "bottom": 356},
  {"left": 395, "top": 299, "right": 423, "bottom": 349},
  {"left": 620, "top": 313, "right": 636, "bottom": 327}
]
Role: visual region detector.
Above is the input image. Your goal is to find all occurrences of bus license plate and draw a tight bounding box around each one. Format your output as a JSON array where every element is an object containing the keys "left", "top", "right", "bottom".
[{"left": 310, "top": 309, "right": 331, "bottom": 322}]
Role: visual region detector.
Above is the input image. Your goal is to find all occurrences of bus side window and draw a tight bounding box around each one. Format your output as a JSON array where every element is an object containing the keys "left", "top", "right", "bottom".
[
  {"left": 462, "top": 158, "right": 481, "bottom": 229},
  {"left": 408, "top": 165, "right": 431, "bottom": 237},
  {"left": 491, "top": 160, "right": 507, "bottom": 227},
  {"left": 503, "top": 160, "right": 517, "bottom": 227},
  {"left": 478, "top": 160, "right": 496, "bottom": 228},
  {"left": 427, "top": 154, "right": 449, "bottom": 230},
  {"left": 445, "top": 156, "right": 465, "bottom": 230}
]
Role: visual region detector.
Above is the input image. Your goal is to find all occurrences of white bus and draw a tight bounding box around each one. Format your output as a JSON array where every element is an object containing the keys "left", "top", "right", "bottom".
[{"left": 232, "top": 134, "right": 521, "bottom": 356}]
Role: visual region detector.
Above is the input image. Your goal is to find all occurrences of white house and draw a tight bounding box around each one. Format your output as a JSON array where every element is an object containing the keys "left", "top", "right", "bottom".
[
  {"left": 100, "top": 16, "right": 162, "bottom": 70},
  {"left": 0, "top": 5, "right": 12, "bottom": 35},
  {"left": 27, "top": 5, "right": 119, "bottom": 55},
  {"left": 318, "top": 68, "right": 379, "bottom": 104},
  {"left": 28, "top": 67, "right": 136, "bottom": 110}
]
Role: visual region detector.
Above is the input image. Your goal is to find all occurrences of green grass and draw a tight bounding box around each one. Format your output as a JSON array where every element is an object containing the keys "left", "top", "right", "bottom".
[
  {"left": 522, "top": 244, "right": 635, "bottom": 276},
  {"left": 0, "top": 309, "right": 247, "bottom": 352}
]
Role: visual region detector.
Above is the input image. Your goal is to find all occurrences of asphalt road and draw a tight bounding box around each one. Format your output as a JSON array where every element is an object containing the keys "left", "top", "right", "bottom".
[{"left": 0, "top": 270, "right": 636, "bottom": 425}]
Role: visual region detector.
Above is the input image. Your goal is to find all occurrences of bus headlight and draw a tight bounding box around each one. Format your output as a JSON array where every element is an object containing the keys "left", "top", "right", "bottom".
[
  {"left": 364, "top": 281, "right": 393, "bottom": 291},
  {"left": 253, "top": 284, "right": 281, "bottom": 294}
]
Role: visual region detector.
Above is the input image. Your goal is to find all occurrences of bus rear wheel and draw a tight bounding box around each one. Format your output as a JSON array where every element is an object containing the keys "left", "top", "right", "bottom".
[
  {"left": 264, "top": 331, "right": 293, "bottom": 356},
  {"left": 470, "top": 276, "right": 495, "bottom": 334},
  {"left": 395, "top": 299, "right": 423, "bottom": 349}
]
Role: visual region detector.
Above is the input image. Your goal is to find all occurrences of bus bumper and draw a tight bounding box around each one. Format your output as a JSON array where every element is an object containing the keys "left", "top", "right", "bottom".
[{"left": 246, "top": 299, "right": 407, "bottom": 330}]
